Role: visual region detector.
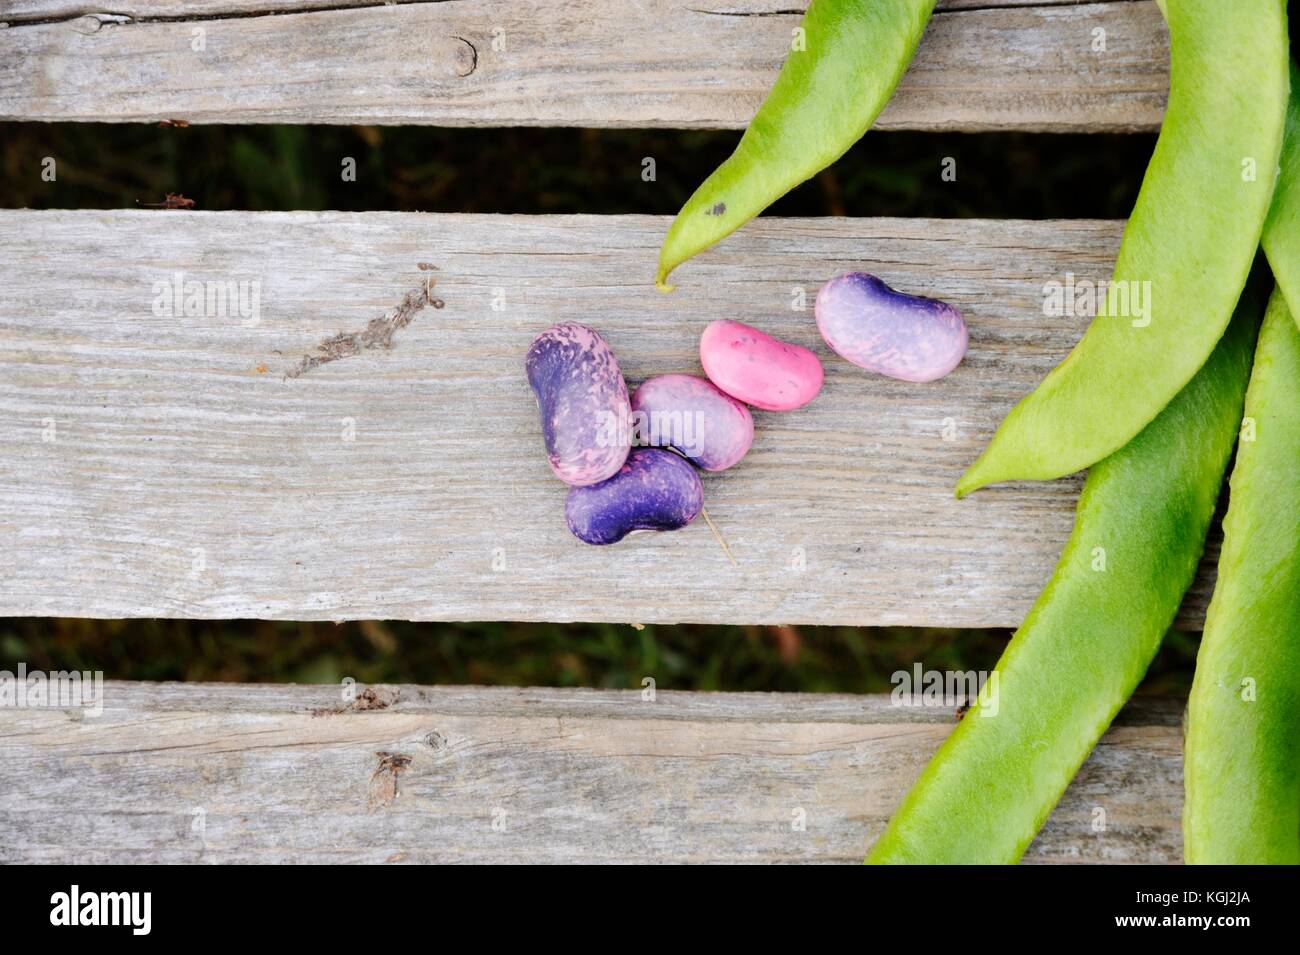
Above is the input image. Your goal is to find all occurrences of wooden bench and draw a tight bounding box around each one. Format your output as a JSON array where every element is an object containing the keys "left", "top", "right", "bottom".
[{"left": 0, "top": 0, "right": 1182, "bottom": 863}]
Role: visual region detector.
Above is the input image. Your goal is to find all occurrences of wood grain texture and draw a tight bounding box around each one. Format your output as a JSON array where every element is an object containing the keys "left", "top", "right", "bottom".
[
  {"left": 0, "top": 0, "right": 1098, "bottom": 20},
  {"left": 0, "top": 210, "right": 1222, "bottom": 627},
  {"left": 0, "top": 682, "right": 1185, "bottom": 863},
  {"left": 0, "top": 0, "right": 1168, "bottom": 130}
]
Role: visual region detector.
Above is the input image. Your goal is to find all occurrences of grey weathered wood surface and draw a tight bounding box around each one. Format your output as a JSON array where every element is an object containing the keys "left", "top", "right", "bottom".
[
  {"left": 0, "top": 0, "right": 1168, "bottom": 129},
  {"left": 0, "top": 682, "right": 1185, "bottom": 863},
  {"left": 0, "top": 210, "right": 1221, "bottom": 627}
]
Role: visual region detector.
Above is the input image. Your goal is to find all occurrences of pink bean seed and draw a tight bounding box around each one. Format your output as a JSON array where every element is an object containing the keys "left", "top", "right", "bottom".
[{"left": 698, "top": 319, "right": 823, "bottom": 411}]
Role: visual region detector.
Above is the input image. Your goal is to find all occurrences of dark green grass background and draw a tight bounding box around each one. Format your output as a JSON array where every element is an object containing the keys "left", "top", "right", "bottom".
[{"left": 0, "top": 123, "right": 1200, "bottom": 694}]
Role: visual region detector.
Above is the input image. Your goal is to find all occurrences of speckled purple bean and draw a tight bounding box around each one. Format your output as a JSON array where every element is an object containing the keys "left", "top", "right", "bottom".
[
  {"left": 565, "top": 448, "right": 704, "bottom": 545},
  {"left": 525, "top": 321, "right": 631, "bottom": 486},
  {"left": 630, "top": 373, "right": 754, "bottom": 471},
  {"left": 815, "top": 273, "right": 968, "bottom": 383}
]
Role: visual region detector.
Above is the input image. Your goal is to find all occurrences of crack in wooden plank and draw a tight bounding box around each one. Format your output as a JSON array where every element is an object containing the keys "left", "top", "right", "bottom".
[
  {"left": 2, "top": 0, "right": 448, "bottom": 29},
  {"left": 283, "top": 277, "right": 443, "bottom": 379},
  {"left": 0, "top": 0, "right": 1151, "bottom": 30}
]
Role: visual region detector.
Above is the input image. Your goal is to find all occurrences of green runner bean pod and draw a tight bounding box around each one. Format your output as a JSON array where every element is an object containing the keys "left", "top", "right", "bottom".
[
  {"left": 867, "top": 284, "right": 1263, "bottom": 864},
  {"left": 955, "top": 0, "right": 1287, "bottom": 496},
  {"left": 1262, "top": 63, "right": 1300, "bottom": 331},
  {"left": 654, "top": 0, "right": 937, "bottom": 291},
  {"left": 1156, "top": 0, "right": 1300, "bottom": 332},
  {"left": 1184, "top": 289, "right": 1300, "bottom": 865}
]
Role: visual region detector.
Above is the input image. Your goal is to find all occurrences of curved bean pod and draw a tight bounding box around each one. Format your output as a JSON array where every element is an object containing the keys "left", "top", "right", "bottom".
[
  {"left": 1262, "top": 62, "right": 1300, "bottom": 332},
  {"left": 654, "top": 0, "right": 937, "bottom": 291},
  {"left": 955, "top": 0, "right": 1287, "bottom": 496},
  {"left": 867, "top": 283, "right": 1263, "bottom": 864},
  {"left": 1154, "top": 1, "right": 1300, "bottom": 334},
  {"left": 1184, "top": 290, "right": 1300, "bottom": 865}
]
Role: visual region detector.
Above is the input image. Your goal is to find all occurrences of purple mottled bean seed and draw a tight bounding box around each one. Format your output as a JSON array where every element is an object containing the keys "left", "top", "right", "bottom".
[
  {"left": 565, "top": 448, "right": 704, "bottom": 545},
  {"left": 631, "top": 373, "right": 754, "bottom": 471},
  {"left": 525, "top": 321, "right": 631, "bottom": 486},
  {"left": 815, "top": 273, "right": 968, "bottom": 383}
]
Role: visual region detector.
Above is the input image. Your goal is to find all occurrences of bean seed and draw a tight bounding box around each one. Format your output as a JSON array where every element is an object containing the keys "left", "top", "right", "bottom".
[
  {"left": 815, "top": 272, "right": 967, "bottom": 382},
  {"left": 699, "top": 319, "right": 823, "bottom": 412},
  {"left": 631, "top": 373, "right": 754, "bottom": 471},
  {"left": 525, "top": 321, "right": 631, "bottom": 486},
  {"left": 564, "top": 448, "right": 704, "bottom": 545}
]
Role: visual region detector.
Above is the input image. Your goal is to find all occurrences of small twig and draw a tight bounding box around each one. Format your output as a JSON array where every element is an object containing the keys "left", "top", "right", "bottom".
[
  {"left": 700, "top": 507, "right": 738, "bottom": 568},
  {"left": 136, "top": 192, "right": 195, "bottom": 210}
]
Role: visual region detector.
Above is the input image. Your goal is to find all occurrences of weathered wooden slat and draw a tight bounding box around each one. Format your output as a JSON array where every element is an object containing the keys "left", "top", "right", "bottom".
[
  {"left": 0, "top": 210, "right": 1219, "bottom": 627},
  {"left": 0, "top": 0, "right": 1096, "bottom": 20},
  {"left": 0, "top": 0, "right": 1168, "bottom": 130},
  {"left": 0, "top": 682, "right": 1184, "bottom": 863}
]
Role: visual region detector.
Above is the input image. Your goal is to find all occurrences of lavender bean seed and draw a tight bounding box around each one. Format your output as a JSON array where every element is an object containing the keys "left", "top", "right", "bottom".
[{"left": 815, "top": 272, "right": 968, "bottom": 382}]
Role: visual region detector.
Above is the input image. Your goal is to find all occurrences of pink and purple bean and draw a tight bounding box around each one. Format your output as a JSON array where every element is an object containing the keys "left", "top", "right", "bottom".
[
  {"left": 631, "top": 373, "right": 754, "bottom": 471},
  {"left": 815, "top": 273, "right": 967, "bottom": 383},
  {"left": 525, "top": 321, "right": 631, "bottom": 486}
]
